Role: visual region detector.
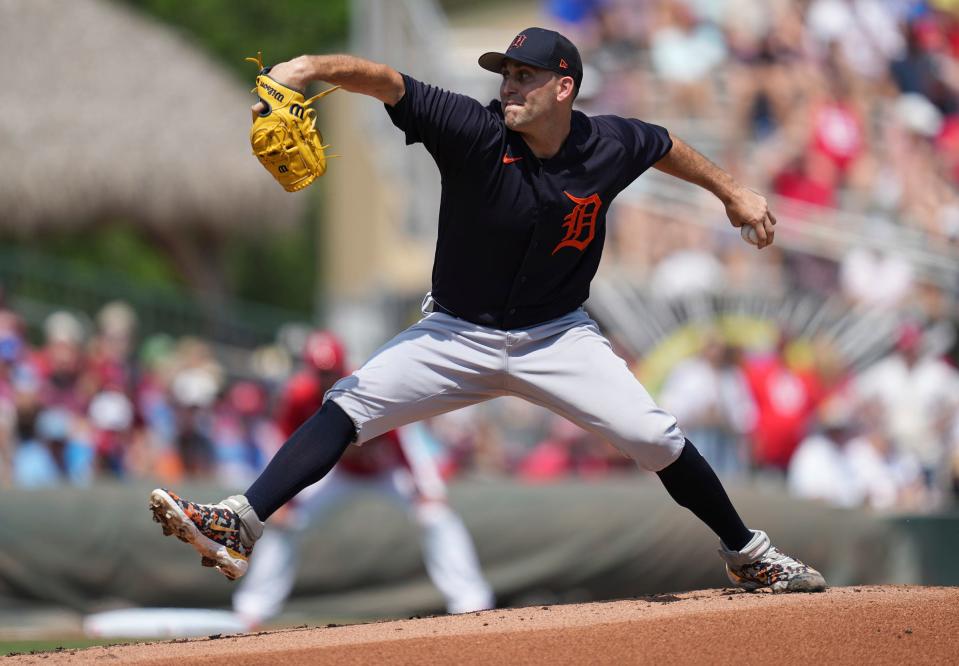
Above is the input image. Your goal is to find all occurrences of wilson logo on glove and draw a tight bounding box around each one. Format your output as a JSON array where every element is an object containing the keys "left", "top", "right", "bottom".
[{"left": 245, "top": 51, "right": 340, "bottom": 192}]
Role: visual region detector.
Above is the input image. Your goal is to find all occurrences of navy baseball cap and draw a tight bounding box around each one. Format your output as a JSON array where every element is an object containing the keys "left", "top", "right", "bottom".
[{"left": 478, "top": 27, "right": 583, "bottom": 91}]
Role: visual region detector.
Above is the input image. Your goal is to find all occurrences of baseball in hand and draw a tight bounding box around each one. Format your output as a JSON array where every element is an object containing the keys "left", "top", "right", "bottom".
[{"left": 740, "top": 225, "right": 759, "bottom": 246}]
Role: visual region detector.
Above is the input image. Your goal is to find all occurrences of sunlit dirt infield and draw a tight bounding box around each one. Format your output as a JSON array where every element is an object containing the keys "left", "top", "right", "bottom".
[{"left": 6, "top": 586, "right": 958, "bottom": 665}]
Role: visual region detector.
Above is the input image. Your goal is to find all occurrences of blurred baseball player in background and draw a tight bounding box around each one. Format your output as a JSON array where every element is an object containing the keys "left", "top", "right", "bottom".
[
  {"left": 232, "top": 331, "right": 493, "bottom": 625},
  {"left": 152, "top": 27, "right": 826, "bottom": 594}
]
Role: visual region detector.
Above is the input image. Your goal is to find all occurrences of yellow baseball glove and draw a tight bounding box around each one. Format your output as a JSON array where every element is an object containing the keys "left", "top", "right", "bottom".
[{"left": 245, "top": 52, "right": 339, "bottom": 192}]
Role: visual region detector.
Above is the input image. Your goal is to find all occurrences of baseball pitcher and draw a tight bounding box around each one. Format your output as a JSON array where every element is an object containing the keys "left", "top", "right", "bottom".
[{"left": 151, "top": 27, "right": 824, "bottom": 595}]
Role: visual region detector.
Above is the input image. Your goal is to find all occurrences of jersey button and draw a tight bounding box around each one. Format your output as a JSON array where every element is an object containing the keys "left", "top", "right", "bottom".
[
  {"left": 509, "top": 308, "right": 516, "bottom": 315},
  {"left": 520, "top": 276, "right": 528, "bottom": 283}
]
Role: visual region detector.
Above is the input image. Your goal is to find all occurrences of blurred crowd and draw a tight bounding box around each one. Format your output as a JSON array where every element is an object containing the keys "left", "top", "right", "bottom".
[
  {"left": 1, "top": 292, "right": 957, "bottom": 514},
  {"left": 0, "top": 297, "right": 280, "bottom": 489},
  {"left": 654, "top": 323, "right": 959, "bottom": 512}
]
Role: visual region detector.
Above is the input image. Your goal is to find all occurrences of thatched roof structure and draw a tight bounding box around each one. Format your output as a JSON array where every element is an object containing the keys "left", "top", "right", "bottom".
[{"left": 0, "top": 0, "right": 303, "bottom": 231}]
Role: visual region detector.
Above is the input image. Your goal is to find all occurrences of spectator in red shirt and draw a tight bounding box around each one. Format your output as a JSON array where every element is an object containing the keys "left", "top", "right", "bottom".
[
  {"left": 742, "top": 333, "right": 822, "bottom": 472},
  {"left": 772, "top": 150, "right": 839, "bottom": 209}
]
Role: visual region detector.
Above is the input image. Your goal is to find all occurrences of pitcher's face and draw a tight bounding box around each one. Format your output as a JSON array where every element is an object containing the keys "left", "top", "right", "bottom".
[{"left": 499, "top": 61, "right": 564, "bottom": 131}]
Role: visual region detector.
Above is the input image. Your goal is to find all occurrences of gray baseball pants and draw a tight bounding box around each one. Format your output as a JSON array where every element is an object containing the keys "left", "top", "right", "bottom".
[{"left": 327, "top": 300, "right": 685, "bottom": 472}]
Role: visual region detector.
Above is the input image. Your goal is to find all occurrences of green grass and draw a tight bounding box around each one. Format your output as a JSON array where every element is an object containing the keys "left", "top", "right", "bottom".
[{"left": 1, "top": 638, "right": 139, "bottom": 657}]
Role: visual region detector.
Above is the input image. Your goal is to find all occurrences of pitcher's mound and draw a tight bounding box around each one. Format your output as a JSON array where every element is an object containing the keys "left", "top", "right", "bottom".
[{"left": 12, "top": 586, "right": 959, "bottom": 664}]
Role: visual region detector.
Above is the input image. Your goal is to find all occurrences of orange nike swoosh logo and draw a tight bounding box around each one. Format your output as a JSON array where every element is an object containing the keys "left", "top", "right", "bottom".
[
  {"left": 208, "top": 523, "right": 239, "bottom": 533},
  {"left": 502, "top": 154, "right": 523, "bottom": 164}
]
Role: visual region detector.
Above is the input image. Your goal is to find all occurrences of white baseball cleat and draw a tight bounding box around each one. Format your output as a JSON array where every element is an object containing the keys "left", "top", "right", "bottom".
[
  {"left": 149, "top": 488, "right": 254, "bottom": 581},
  {"left": 719, "top": 530, "right": 827, "bottom": 593}
]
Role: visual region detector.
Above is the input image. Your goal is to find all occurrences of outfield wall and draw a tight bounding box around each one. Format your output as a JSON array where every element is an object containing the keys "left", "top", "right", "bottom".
[{"left": 0, "top": 479, "right": 950, "bottom": 619}]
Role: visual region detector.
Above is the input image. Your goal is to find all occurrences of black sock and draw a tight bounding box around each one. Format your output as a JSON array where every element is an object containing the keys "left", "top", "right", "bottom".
[
  {"left": 244, "top": 400, "right": 355, "bottom": 521},
  {"left": 656, "top": 439, "right": 752, "bottom": 551}
]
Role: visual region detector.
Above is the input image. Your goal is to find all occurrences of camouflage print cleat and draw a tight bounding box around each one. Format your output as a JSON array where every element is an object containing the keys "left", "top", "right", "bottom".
[
  {"left": 719, "top": 530, "right": 827, "bottom": 593},
  {"left": 149, "top": 488, "right": 260, "bottom": 581}
]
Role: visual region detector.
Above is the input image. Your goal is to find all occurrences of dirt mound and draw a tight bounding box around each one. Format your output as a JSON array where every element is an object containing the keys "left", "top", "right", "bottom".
[{"left": 8, "top": 586, "right": 958, "bottom": 664}]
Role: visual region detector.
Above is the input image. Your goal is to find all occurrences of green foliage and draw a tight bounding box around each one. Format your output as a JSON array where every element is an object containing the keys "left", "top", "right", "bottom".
[
  {"left": 0, "top": 220, "right": 316, "bottom": 321},
  {"left": 438, "top": 0, "right": 516, "bottom": 12},
  {"left": 2, "top": 226, "right": 180, "bottom": 290},
  {"left": 225, "top": 217, "right": 317, "bottom": 313},
  {"left": 118, "top": 0, "right": 350, "bottom": 79}
]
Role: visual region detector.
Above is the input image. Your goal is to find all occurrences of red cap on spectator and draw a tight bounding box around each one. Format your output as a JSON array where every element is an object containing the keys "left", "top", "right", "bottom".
[
  {"left": 303, "top": 331, "right": 347, "bottom": 375},
  {"left": 228, "top": 381, "right": 266, "bottom": 415}
]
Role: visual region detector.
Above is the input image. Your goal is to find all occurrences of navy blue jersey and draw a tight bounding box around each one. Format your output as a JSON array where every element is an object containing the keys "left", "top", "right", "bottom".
[{"left": 385, "top": 74, "right": 672, "bottom": 329}]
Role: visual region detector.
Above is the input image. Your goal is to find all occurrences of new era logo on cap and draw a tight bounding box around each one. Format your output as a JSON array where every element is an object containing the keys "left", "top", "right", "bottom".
[{"left": 478, "top": 27, "right": 583, "bottom": 91}]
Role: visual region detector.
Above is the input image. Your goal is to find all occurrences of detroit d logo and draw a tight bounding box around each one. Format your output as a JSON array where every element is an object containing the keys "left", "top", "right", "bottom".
[
  {"left": 552, "top": 191, "right": 602, "bottom": 255},
  {"left": 511, "top": 34, "right": 528, "bottom": 48}
]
